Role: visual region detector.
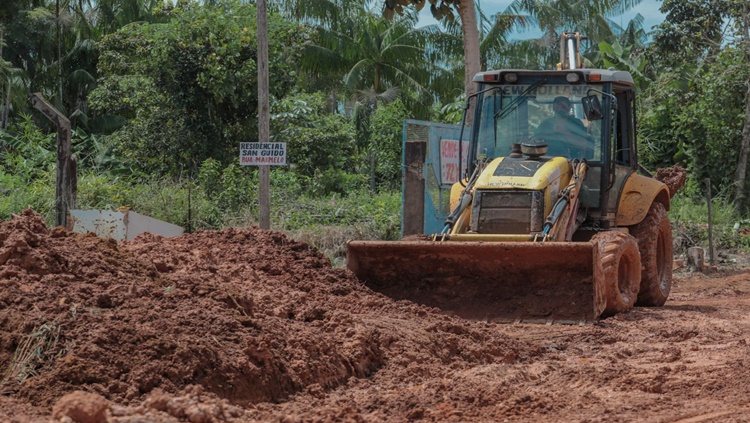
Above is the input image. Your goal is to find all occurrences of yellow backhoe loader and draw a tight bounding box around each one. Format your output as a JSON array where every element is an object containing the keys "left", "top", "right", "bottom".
[{"left": 347, "top": 33, "right": 673, "bottom": 324}]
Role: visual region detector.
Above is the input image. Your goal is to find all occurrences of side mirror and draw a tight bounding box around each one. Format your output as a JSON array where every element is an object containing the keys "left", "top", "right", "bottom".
[{"left": 582, "top": 95, "right": 603, "bottom": 121}]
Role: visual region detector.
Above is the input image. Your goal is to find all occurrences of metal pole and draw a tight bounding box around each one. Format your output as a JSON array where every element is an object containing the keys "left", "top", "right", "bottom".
[
  {"left": 705, "top": 178, "right": 715, "bottom": 265},
  {"left": 257, "top": 0, "right": 270, "bottom": 229}
]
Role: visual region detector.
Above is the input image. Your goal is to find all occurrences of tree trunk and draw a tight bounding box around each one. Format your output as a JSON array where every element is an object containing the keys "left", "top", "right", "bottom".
[
  {"left": 734, "top": 3, "right": 750, "bottom": 209},
  {"left": 56, "top": 0, "right": 63, "bottom": 103},
  {"left": 457, "top": 0, "right": 481, "bottom": 126},
  {"left": 1, "top": 78, "right": 10, "bottom": 130},
  {"left": 31, "top": 94, "right": 73, "bottom": 227},
  {"left": 0, "top": 29, "right": 7, "bottom": 130},
  {"left": 736, "top": 82, "right": 750, "bottom": 207},
  {"left": 370, "top": 67, "right": 380, "bottom": 192},
  {"left": 687, "top": 246, "right": 705, "bottom": 273}
]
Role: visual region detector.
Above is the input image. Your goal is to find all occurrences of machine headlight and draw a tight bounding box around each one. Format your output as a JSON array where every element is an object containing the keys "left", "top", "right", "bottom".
[
  {"left": 504, "top": 73, "right": 518, "bottom": 83},
  {"left": 566, "top": 72, "right": 581, "bottom": 83}
]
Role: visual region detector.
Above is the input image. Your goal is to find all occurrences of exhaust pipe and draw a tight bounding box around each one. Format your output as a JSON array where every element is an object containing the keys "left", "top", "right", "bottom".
[{"left": 559, "top": 32, "right": 583, "bottom": 70}]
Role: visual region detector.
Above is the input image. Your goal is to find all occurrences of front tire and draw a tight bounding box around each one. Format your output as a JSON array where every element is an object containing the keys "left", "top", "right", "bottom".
[
  {"left": 593, "top": 231, "right": 641, "bottom": 316},
  {"left": 630, "top": 202, "right": 673, "bottom": 306}
]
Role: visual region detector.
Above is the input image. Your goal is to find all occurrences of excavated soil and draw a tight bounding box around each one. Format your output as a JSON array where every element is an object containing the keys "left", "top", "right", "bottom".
[
  {"left": 3, "top": 209, "right": 750, "bottom": 422},
  {"left": 654, "top": 165, "right": 687, "bottom": 197}
]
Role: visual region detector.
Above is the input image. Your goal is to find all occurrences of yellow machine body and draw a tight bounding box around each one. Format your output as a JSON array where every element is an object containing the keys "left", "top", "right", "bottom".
[
  {"left": 449, "top": 157, "right": 572, "bottom": 237},
  {"left": 616, "top": 173, "right": 671, "bottom": 226},
  {"left": 346, "top": 35, "right": 673, "bottom": 324},
  {"left": 348, "top": 155, "right": 624, "bottom": 323}
]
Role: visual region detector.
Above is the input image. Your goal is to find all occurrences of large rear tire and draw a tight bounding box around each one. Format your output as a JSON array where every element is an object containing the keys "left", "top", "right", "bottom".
[
  {"left": 593, "top": 231, "right": 641, "bottom": 316},
  {"left": 630, "top": 202, "right": 673, "bottom": 306}
]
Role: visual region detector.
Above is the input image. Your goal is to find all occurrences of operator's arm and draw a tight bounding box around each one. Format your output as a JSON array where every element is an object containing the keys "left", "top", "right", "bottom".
[{"left": 565, "top": 118, "right": 594, "bottom": 158}]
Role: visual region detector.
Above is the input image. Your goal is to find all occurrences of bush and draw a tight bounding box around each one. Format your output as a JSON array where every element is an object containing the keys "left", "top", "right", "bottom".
[
  {"left": 369, "top": 100, "right": 409, "bottom": 191},
  {"left": 668, "top": 192, "right": 750, "bottom": 255},
  {"left": 280, "top": 189, "right": 401, "bottom": 265},
  {"left": 0, "top": 170, "right": 55, "bottom": 222}
]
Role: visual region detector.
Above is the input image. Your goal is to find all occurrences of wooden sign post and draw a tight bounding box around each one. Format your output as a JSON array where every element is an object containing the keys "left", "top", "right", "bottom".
[
  {"left": 257, "top": 0, "right": 270, "bottom": 229},
  {"left": 31, "top": 93, "right": 76, "bottom": 227}
]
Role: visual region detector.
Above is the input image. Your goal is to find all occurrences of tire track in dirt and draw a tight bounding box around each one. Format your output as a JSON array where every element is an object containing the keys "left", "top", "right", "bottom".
[{"left": 668, "top": 407, "right": 750, "bottom": 423}]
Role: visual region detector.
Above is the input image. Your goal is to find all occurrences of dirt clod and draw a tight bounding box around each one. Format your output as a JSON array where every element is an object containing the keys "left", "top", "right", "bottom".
[
  {"left": 52, "top": 391, "right": 110, "bottom": 423},
  {"left": 655, "top": 165, "right": 687, "bottom": 197}
]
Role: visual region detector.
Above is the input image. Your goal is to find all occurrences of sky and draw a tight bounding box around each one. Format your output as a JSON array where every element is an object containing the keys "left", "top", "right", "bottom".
[{"left": 417, "top": 0, "right": 666, "bottom": 39}]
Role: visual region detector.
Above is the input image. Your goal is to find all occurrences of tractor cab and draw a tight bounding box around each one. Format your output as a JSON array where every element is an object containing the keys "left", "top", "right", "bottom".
[{"left": 466, "top": 68, "right": 639, "bottom": 230}]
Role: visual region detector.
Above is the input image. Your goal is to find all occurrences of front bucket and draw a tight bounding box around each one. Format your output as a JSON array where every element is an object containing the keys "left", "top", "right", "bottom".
[{"left": 347, "top": 240, "right": 606, "bottom": 324}]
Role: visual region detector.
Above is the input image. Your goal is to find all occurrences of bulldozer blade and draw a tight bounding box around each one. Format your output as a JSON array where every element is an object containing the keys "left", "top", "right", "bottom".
[{"left": 347, "top": 240, "right": 606, "bottom": 323}]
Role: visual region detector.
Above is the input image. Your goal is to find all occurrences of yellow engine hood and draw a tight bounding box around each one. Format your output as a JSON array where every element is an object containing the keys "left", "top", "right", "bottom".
[
  {"left": 475, "top": 156, "right": 572, "bottom": 191},
  {"left": 449, "top": 156, "right": 574, "bottom": 234}
]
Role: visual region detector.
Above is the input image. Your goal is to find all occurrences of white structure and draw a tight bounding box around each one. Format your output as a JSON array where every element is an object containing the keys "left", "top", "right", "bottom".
[{"left": 67, "top": 209, "right": 184, "bottom": 241}]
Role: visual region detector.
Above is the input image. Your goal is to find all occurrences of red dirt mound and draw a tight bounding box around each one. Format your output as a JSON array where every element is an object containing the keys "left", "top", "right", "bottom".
[{"left": 0, "top": 210, "right": 534, "bottom": 420}]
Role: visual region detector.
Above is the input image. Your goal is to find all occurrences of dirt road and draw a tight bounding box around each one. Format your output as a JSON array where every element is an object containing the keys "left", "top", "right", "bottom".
[{"left": 2, "top": 210, "right": 750, "bottom": 422}]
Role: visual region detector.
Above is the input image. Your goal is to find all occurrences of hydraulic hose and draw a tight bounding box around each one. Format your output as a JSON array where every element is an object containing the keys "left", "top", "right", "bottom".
[{"left": 440, "top": 160, "right": 486, "bottom": 235}]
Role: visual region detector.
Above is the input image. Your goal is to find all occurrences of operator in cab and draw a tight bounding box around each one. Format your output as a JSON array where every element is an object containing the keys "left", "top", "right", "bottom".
[{"left": 534, "top": 96, "right": 591, "bottom": 159}]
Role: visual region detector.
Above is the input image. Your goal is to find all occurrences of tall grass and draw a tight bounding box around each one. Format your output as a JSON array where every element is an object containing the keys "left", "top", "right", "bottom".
[
  {"left": 668, "top": 192, "right": 750, "bottom": 255},
  {"left": 0, "top": 323, "right": 63, "bottom": 395},
  {"left": 0, "top": 170, "right": 402, "bottom": 266}
]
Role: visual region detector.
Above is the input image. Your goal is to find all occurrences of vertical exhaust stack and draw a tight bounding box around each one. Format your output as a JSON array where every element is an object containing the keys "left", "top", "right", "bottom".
[{"left": 558, "top": 32, "right": 583, "bottom": 70}]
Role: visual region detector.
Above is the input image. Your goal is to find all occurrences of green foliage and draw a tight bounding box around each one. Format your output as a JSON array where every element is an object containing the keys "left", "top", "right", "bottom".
[
  {"left": 369, "top": 99, "right": 409, "bottom": 191},
  {"left": 128, "top": 178, "right": 222, "bottom": 230},
  {"left": 197, "top": 159, "right": 257, "bottom": 213},
  {"left": 669, "top": 192, "right": 750, "bottom": 253},
  {"left": 271, "top": 92, "right": 358, "bottom": 187},
  {"left": 310, "top": 168, "right": 367, "bottom": 196},
  {"left": 651, "top": 0, "right": 736, "bottom": 69},
  {"left": 0, "top": 115, "right": 57, "bottom": 221},
  {"left": 598, "top": 40, "right": 649, "bottom": 90},
  {"left": 640, "top": 48, "right": 749, "bottom": 197},
  {"left": 284, "top": 188, "right": 401, "bottom": 265},
  {"left": 76, "top": 173, "right": 132, "bottom": 210},
  {"left": 432, "top": 94, "right": 464, "bottom": 124},
  {"left": 91, "top": 0, "right": 307, "bottom": 176},
  {"left": 304, "top": 6, "right": 438, "bottom": 124},
  {"left": 638, "top": 0, "right": 750, "bottom": 204},
  {"left": 0, "top": 114, "right": 56, "bottom": 179},
  {"left": 278, "top": 188, "right": 401, "bottom": 238},
  {"left": 0, "top": 170, "right": 55, "bottom": 222},
  {"left": 72, "top": 129, "right": 133, "bottom": 175}
]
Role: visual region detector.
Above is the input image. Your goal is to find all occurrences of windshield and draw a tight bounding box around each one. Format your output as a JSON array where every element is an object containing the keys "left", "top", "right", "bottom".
[{"left": 474, "top": 83, "right": 604, "bottom": 161}]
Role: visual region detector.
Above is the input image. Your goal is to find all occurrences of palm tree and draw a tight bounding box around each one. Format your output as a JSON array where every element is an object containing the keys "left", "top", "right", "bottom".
[
  {"left": 0, "top": 66, "right": 27, "bottom": 131},
  {"left": 502, "top": 0, "right": 644, "bottom": 70},
  {"left": 303, "top": 6, "right": 453, "bottom": 189},
  {"left": 0, "top": 0, "right": 162, "bottom": 127},
  {"left": 273, "top": 0, "right": 362, "bottom": 27},
  {"left": 381, "top": 0, "right": 483, "bottom": 123},
  {"left": 440, "top": 1, "right": 532, "bottom": 80}
]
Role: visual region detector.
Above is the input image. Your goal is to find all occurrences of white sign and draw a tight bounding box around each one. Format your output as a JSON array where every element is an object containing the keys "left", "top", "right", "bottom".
[
  {"left": 240, "top": 142, "right": 287, "bottom": 166},
  {"left": 440, "top": 138, "right": 469, "bottom": 185}
]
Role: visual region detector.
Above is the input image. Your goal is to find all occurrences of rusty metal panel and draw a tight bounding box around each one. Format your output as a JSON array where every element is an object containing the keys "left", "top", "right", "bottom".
[
  {"left": 67, "top": 210, "right": 183, "bottom": 241},
  {"left": 403, "top": 140, "right": 426, "bottom": 236},
  {"left": 125, "top": 210, "right": 184, "bottom": 240},
  {"left": 347, "top": 240, "right": 602, "bottom": 323},
  {"left": 403, "top": 119, "right": 471, "bottom": 235}
]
